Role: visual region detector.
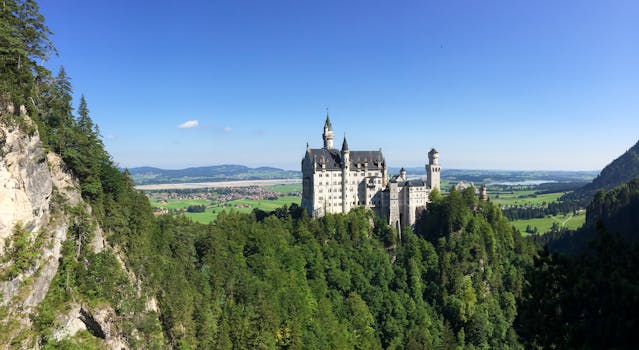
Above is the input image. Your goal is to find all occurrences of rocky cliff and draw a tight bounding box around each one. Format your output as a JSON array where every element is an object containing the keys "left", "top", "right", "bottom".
[{"left": 0, "top": 106, "right": 150, "bottom": 349}]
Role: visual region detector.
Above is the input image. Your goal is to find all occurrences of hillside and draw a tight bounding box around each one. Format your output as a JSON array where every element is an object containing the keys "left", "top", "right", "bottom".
[
  {"left": 1, "top": 105, "right": 165, "bottom": 348},
  {"left": 539, "top": 176, "right": 639, "bottom": 255},
  {"left": 563, "top": 139, "right": 639, "bottom": 204},
  {"left": 517, "top": 178, "right": 639, "bottom": 348},
  {"left": 128, "top": 164, "right": 300, "bottom": 185}
]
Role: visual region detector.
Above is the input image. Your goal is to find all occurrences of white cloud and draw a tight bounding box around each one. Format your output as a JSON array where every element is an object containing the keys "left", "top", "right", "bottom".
[
  {"left": 177, "top": 120, "right": 199, "bottom": 129},
  {"left": 106, "top": 134, "right": 116, "bottom": 140},
  {"left": 223, "top": 126, "right": 232, "bottom": 133}
]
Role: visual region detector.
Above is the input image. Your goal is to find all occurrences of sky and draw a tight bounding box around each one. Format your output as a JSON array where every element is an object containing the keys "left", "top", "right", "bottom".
[{"left": 39, "top": 0, "right": 639, "bottom": 171}]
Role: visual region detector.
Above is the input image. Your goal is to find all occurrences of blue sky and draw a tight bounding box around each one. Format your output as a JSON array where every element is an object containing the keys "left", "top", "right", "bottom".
[{"left": 40, "top": 0, "right": 638, "bottom": 171}]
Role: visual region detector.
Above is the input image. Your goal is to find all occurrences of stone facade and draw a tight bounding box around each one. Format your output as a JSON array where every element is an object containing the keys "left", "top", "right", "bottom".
[{"left": 301, "top": 115, "right": 441, "bottom": 229}]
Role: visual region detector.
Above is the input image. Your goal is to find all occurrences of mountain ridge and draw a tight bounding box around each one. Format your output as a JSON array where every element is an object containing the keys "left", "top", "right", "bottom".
[{"left": 563, "top": 139, "right": 639, "bottom": 204}]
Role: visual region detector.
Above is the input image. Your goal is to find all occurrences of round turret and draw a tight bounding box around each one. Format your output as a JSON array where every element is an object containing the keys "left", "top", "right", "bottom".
[
  {"left": 428, "top": 148, "right": 439, "bottom": 165},
  {"left": 322, "top": 114, "right": 334, "bottom": 149},
  {"left": 400, "top": 167, "right": 406, "bottom": 181}
]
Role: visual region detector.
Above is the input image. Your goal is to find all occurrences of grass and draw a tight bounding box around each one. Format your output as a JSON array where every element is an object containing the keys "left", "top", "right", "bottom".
[
  {"left": 153, "top": 196, "right": 301, "bottom": 224},
  {"left": 149, "top": 199, "right": 211, "bottom": 209},
  {"left": 512, "top": 210, "right": 586, "bottom": 235},
  {"left": 490, "top": 191, "right": 565, "bottom": 207},
  {"left": 264, "top": 184, "right": 302, "bottom": 194}
]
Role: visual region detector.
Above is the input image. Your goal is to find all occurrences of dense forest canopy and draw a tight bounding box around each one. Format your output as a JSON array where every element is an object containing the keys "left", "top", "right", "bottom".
[{"left": 2, "top": 1, "right": 639, "bottom": 348}]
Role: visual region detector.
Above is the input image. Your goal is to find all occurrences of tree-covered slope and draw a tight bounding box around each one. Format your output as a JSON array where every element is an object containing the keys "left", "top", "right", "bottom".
[
  {"left": 541, "top": 176, "right": 639, "bottom": 254},
  {"left": 144, "top": 189, "right": 536, "bottom": 349},
  {"left": 563, "top": 139, "right": 639, "bottom": 204},
  {"left": 518, "top": 206, "right": 639, "bottom": 348}
]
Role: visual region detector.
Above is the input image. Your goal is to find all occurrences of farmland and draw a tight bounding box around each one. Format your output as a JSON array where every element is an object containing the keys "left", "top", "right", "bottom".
[
  {"left": 511, "top": 211, "right": 586, "bottom": 235},
  {"left": 483, "top": 185, "right": 586, "bottom": 235},
  {"left": 147, "top": 182, "right": 302, "bottom": 224},
  {"left": 146, "top": 177, "right": 585, "bottom": 233}
]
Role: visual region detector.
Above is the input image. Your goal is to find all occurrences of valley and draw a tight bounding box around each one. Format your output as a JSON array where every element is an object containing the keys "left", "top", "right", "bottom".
[{"left": 142, "top": 173, "right": 590, "bottom": 236}]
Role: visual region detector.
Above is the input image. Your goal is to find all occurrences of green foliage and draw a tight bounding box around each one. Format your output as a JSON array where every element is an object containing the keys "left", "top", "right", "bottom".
[
  {"left": 1, "top": 223, "right": 43, "bottom": 279},
  {"left": 518, "top": 226, "right": 639, "bottom": 348}
]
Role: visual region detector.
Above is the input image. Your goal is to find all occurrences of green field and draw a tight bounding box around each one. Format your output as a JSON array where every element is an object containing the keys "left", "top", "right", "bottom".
[
  {"left": 149, "top": 199, "right": 211, "bottom": 209},
  {"left": 511, "top": 211, "right": 586, "bottom": 235},
  {"left": 490, "top": 191, "right": 565, "bottom": 207},
  {"left": 151, "top": 196, "right": 301, "bottom": 224},
  {"left": 264, "top": 184, "right": 302, "bottom": 194}
]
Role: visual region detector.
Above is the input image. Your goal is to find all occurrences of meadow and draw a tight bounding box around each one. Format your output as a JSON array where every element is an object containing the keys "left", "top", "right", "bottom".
[
  {"left": 511, "top": 211, "right": 586, "bottom": 235},
  {"left": 490, "top": 191, "right": 565, "bottom": 207},
  {"left": 151, "top": 196, "right": 301, "bottom": 224},
  {"left": 263, "top": 184, "right": 302, "bottom": 194}
]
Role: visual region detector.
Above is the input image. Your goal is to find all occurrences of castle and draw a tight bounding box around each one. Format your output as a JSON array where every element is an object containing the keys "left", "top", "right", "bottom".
[{"left": 301, "top": 115, "right": 441, "bottom": 230}]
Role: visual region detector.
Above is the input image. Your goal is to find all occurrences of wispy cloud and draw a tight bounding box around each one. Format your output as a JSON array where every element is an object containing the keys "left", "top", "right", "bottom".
[
  {"left": 223, "top": 126, "right": 232, "bottom": 133},
  {"left": 105, "top": 134, "right": 117, "bottom": 140},
  {"left": 177, "top": 120, "right": 199, "bottom": 129}
]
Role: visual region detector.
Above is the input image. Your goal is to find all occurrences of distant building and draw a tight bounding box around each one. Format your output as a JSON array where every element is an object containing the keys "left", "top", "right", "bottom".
[{"left": 301, "top": 115, "right": 441, "bottom": 230}]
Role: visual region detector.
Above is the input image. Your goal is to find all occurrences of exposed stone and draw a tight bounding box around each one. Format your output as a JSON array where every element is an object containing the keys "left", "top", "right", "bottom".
[
  {"left": 0, "top": 119, "right": 52, "bottom": 252},
  {"left": 53, "top": 304, "right": 87, "bottom": 341}
]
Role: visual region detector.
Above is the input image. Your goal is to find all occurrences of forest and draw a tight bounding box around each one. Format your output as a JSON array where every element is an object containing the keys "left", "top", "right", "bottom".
[{"left": 2, "top": 1, "right": 639, "bottom": 348}]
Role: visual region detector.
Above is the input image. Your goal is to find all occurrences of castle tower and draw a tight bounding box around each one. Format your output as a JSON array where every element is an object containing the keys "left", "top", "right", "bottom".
[
  {"left": 400, "top": 167, "right": 407, "bottom": 181},
  {"left": 480, "top": 185, "right": 488, "bottom": 201},
  {"left": 341, "top": 135, "right": 350, "bottom": 213},
  {"left": 426, "top": 148, "right": 441, "bottom": 190},
  {"left": 322, "top": 114, "right": 334, "bottom": 149}
]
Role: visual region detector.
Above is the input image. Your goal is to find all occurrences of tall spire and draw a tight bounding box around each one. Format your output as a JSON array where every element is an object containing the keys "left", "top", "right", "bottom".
[
  {"left": 341, "top": 134, "right": 349, "bottom": 152},
  {"left": 324, "top": 110, "right": 333, "bottom": 131},
  {"left": 322, "top": 111, "right": 335, "bottom": 149}
]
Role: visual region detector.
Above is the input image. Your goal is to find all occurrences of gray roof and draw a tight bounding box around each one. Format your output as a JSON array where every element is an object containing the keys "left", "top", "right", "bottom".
[
  {"left": 304, "top": 148, "right": 385, "bottom": 170},
  {"left": 401, "top": 179, "right": 426, "bottom": 187},
  {"left": 390, "top": 177, "right": 426, "bottom": 187},
  {"left": 341, "top": 135, "right": 349, "bottom": 151}
]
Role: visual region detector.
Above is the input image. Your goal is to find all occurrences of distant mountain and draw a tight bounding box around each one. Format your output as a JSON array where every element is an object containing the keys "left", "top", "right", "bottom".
[
  {"left": 128, "top": 164, "right": 301, "bottom": 185},
  {"left": 563, "top": 139, "right": 639, "bottom": 204}
]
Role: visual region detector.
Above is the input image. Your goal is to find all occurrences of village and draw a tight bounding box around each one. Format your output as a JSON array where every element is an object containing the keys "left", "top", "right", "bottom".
[{"left": 144, "top": 185, "right": 302, "bottom": 217}]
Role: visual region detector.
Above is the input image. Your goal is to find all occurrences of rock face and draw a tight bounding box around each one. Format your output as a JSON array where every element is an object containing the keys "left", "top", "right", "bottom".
[
  {"left": 0, "top": 110, "right": 133, "bottom": 349},
  {"left": 0, "top": 119, "right": 52, "bottom": 252}
]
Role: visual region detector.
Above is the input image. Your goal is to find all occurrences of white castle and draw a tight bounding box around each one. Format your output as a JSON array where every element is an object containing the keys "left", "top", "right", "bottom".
[{"left": 301, "top": 115, "right": 441, "bottom": 230}]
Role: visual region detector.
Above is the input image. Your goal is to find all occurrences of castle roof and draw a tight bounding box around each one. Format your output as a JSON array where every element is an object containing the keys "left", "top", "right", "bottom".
[
  {"left": 389, "top": 177, "right": 426, "bottom": 187},
  {"left": 341, "top": 135, "right": 349, "bottom": 151},
  {"left": 400, "top": 179, "right": 426, "bottom": 187},
  {"left": 324, "top": 114, "right": 333, "bottom": 131},
  {"left": 305, "top": 148, "right": 385, "bottom": 170}
]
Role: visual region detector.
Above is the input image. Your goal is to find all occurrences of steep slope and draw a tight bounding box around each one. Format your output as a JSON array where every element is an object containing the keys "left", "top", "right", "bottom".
[
  {"left": 544, "top": 176, "right": 639, "bottom": 254},
  {"left": 563, "top": 139, "right": 639, "bottom": 204},
  {"left": 518, "top": 182, "right": 639, "bottom": 348},
  {"left": 0, "top": 108, "right": 163, "bottom": 349}
]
